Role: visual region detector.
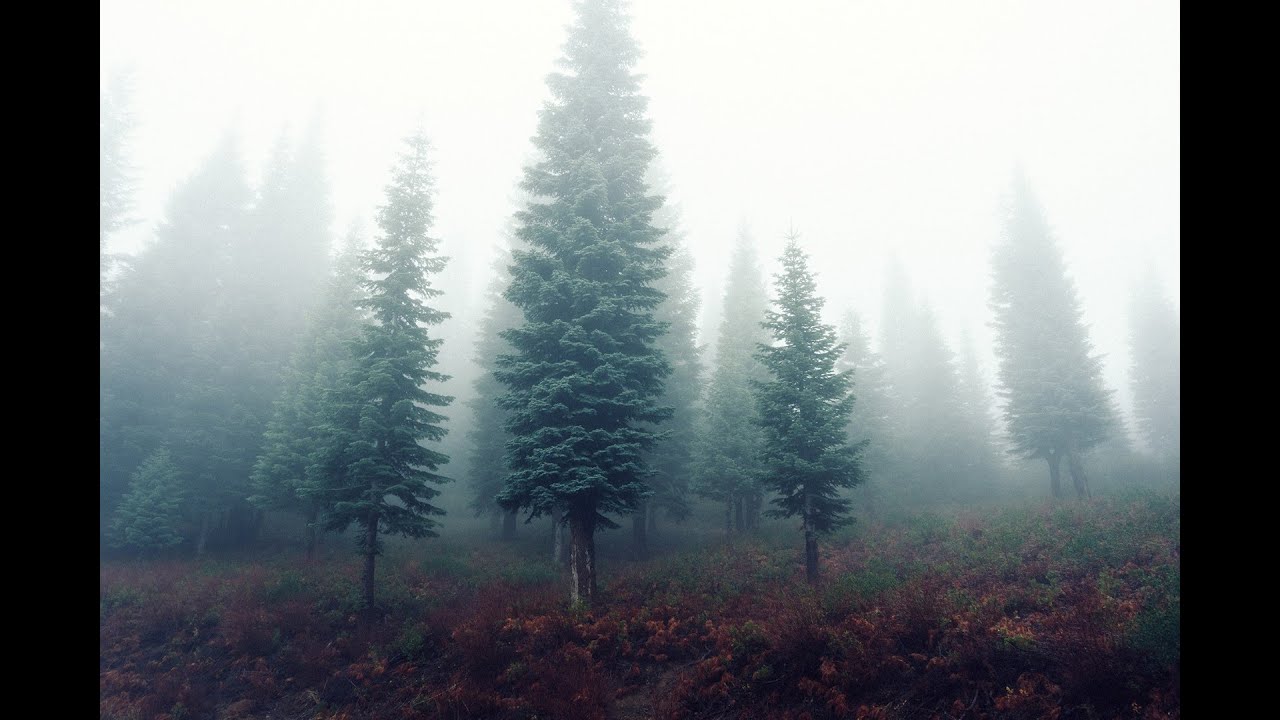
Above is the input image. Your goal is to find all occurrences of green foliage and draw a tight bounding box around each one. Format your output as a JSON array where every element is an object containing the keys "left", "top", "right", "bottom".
[
  {"left": 990, "top": 171, "right": 1115, "bottom": 485},
  {"left": 495, "top": 0, "right": 671, "bottom": 535},
  {"left": 466, "top": 244, "right": 522, "bottom": 523},
  {"left": 100, "top": 68, "right": 136, "bottom": 290},
  {"left": 1129, "top": 268, "right": 1180, "bottom": 461},
  {"left": 642, "top": 178, "right": 702, "bottom": 524},
  {"left": 100, "top": 131, "right": 254, "bottom": 539},
  {"left": 306, "top": 130, "right": 453, "bottom": 547},
  {"left": 754, "top": 235, "right": 865, "bottom": 534},
  {"left": 250, "top": 230, "right": 365, "bottom": 528},
  {"left": 693, "top": 229, "right": 769, "bottom": 519},
  {"left": 108, "top": 449, "right": 185, "bottom": 552}
]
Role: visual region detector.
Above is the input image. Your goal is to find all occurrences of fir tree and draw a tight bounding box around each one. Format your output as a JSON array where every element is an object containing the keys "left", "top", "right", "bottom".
[
  {"left": 1129, "top": 268, "right": 1180, "bottom": 462},
  {"left": 306, "top": 131, "right": 452, "bottom": 610},
  {"left": 693, "top": 228, "right": 769, "bottom": 533},
  {"left": 495, "top": 0, "right": 671, "bottom": 605},
  {"left": 754, "top": 234, "right": 864, "bottom": 584},
  {"left": 879, "top": 265, "right": 972, "bottom": 504},
  {"left": 250, "top": 228, "right": 366, "bottom": 558},
  {"left": 990, "top": 171, "right": 1114, "bottom": 499},
  {"left": 836, "top": 310, "right": 895, "bottom": 513},
  {"left": 99, "top": 129, "right": 253, "bottom": 552},
  {"left": 108, "top": 448, "right": 185, "bottom": 554},
  {"left": 466, "top": 244, "right": 523, "bottom": 540},
  {"left": 633, "top": 174, "right": 702, "bottom": 556},
  {"left": 100, "top": 68, "right": 137, "bottom": 295}
]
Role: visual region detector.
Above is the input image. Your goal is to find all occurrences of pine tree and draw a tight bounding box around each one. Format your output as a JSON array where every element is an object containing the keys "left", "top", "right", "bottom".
[
  {"left": 879, "top": 264, "right": 972, "bottom": 504},
  {"left": 306, "top": 131, "right": 452, "bottom": 610},
  {"left": 100, "top": 68, "right": 137, "bottom": 296},
  {"left": 990, "top": 171, "right": 1114, "bottom": 499},
  {"left": 633, "top": 175, "right": 701, "bottom": 556},
  {"left": 99, "top": 129, "right": 253, "bottom": 552},
  {"left": 693, "top": 228, "right": 769, "bottom": 533},
  {"left": 210, "top": 121, "right": 336, "bottom": 547},
  {"left": 754, "top": 234, "right": 864, "bottom": 584},
  {"left": 954, "top": 328, "right": 1005, "bottom": 498},
  {"left": 495, "top": 0, "right": 671, "bottom": 605},
  {"left": 1128, "top": 268, "right": 1179, "bottom": 461},
  {"left": 250, "top": 229, "right": 366, "bottom": 558},
  {"left": 466, "top": 244, "right": 523, "bottom": 540},
  {"left": 836, "top": 310, "right": 895, "bottom": 513},
  {"left": 108, "top": 448, "right": 185, "bottom": 554}
]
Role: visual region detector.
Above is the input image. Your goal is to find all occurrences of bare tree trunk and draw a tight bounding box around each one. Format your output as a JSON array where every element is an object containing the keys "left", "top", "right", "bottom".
[
  {"left": 1066, "top": 449, "right": 1092, "bottom": 500},
  {"left": 647, "top": 504, "right": 657, "bottom": 534},
  {"left": 362, "top": 516, "right": 379, "bottom": 610},
  {"left": 803, "top": 494, "right": 819, "bottom": 584},
  {"left": 1047, "top": 450, "right": 1063, "bottom": 499},
  {"left": 734, "top": 497, "right": 745, "bottom": 533},
  {"left": 725, "top": 499, "right": 733, "bottom": 536},
  {"left": 552, "top": 506, "right": 566, "bottom": 565},
  {"left": 632, "top": 501, "right": 649, "bottom": 560},
  {"left": 501, "top": 510, "right": 518, "bottom": 541},
  {"left": 746, "top": 492, "right": 761, "bottom": 531},
  {"left": 569, "top": 513, "right": 597, "bottom": 605}
]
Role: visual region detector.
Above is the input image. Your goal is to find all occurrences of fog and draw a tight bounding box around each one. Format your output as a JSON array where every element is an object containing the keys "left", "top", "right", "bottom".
[
  {"left": 101, "top": 0, "right": 1179, "bottom": 435},
  {"left": 101, "top": 5, "right": 1180, "bottom": 713}
]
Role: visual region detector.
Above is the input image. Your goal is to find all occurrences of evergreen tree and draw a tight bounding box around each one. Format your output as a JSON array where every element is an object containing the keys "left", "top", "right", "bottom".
[
  {"left": 99, "top": 129, "right": 253, "bottom": 551},
  {"left": 954, "top": 328, "right": 1005, "bottom": 497},
  {"left": 633, "top": 174, "right": 702, "bottom": 556},
  {"left": 466, "top": 244, "right": 523, "bottom": 540},
  {"left": 210, "top": 122, "right": 336, "bottom": 547},
  {"left": 879, "top": 265, "right": 972, "bottom": 503},
  {"left": 100, "top": 68, "right": 137, "bottom": 295},
  {"left": 250, "top": 228, "right": 366, "bottom": 558},
  {"left": 990, "top": 171, "right": 1114, "bottom": 499},
  {"left": 495, "top": 0, "right": 671, "bottom": 605},
  {"left": 306, "top": 130, "right": 452, "bottom": 610},
  {"left": 1129, "top": 268, "right": 1180, "bottom": 461},
  {"left": 754, "top": 235, "right": 864, "bottom": 584},
  {"left": 693, "top": 228, "right": 770, "bottom": 533},
  {"left": 836, "top": 310, "right": 895, "bottom": 513},
  {"left": 108, "top": 448, "right": 185, "bottom": 554}
]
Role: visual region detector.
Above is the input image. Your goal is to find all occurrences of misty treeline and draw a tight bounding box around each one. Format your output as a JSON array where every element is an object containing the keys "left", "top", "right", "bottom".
[{"left": 100, "top": 0, "right": 1179, "bottom": 606}]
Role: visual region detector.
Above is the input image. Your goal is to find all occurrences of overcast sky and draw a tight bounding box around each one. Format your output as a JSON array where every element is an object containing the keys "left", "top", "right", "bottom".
[{"left": 100, "top": 0, "right": 1179, "bottom": 435}]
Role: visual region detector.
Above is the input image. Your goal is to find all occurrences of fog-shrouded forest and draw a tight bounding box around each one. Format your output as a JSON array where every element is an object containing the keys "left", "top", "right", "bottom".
[{"left": 101, "top": 1, "right": 1179, "bottom": 718}]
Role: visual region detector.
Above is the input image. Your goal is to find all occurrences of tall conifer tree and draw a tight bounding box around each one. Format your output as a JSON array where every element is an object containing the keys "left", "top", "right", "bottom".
[
  {"left": 306, "top": 131, "right": 452, "bottom": 609},
  {"left": 693, "top": 228, "right": 769, "bottom": 533},
  {"left": 1128, "top": 268, "right": 1179, "bottom": 462},
  {"left": 754, "top": 235, "right": 864, "bottom": 584},
  {"left": 496, "top": 0, "right": 671, "bottom": 604},
  {"left": 990, "top": 171, "right": 1114, "bottom": 499}
]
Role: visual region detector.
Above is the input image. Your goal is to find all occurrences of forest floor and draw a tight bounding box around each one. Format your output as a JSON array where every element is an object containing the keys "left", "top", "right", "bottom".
[{"left": 101, "top": 491, "right": 1179, "bottom": 719}]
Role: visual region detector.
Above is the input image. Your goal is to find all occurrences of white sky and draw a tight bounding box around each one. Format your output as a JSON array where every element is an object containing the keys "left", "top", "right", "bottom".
[{"left": 101, "top": 0, "right": 1179, "bottom": 432}]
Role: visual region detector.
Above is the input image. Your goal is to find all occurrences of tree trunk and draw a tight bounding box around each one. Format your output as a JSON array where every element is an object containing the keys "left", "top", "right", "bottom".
[
  {"left": 501, "top": 510, "right": 518, "bottom": 541},
  {"left": 305, "top": 507, "right": 318, "bottom": 562},
  {"left": 734, "top": 497, "right": 745, "bottom": 533},
  {"left": 647, "top": 504, "right": 657, "bottom": 533},
  {"left": 362, "top": 516, "right": 379, "bottom": 610},
  {"left": 552, "top": 506, "right": 567, "bottom": 565},
  {"left": 632, "top": 502, "right": 649, "bottom": 560},
  {"left": 803, "top": 494, "right": 819, "bottom": 584},
  {"left": 1066, "top": 449, "right": 1092, "bottom": 500},
  {"left": 725, "top": 499, "right": 733, "bottom": 536},
  {"left": 1046, "top": 450, "right": 1063, "bottom": 499},
  {"left": 569, "top": 513, "right": 597, "bottom": 605}
]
